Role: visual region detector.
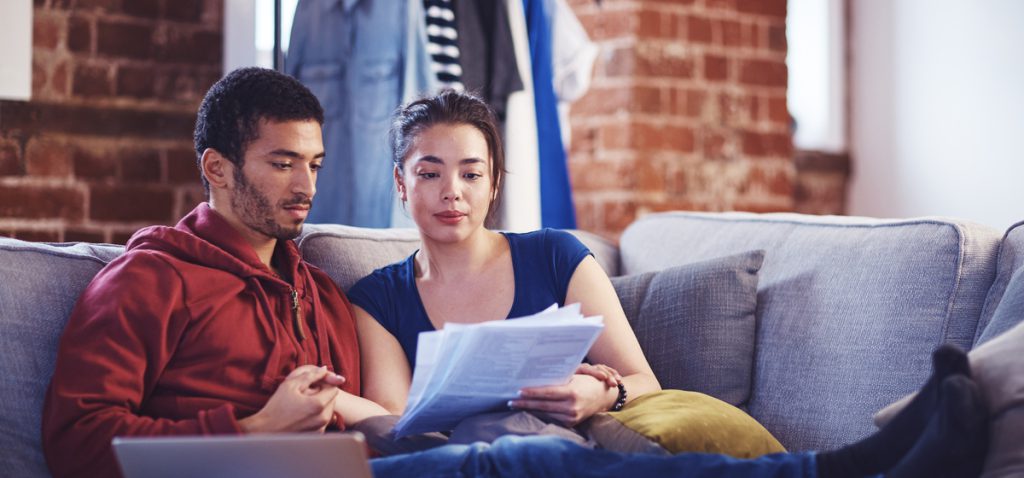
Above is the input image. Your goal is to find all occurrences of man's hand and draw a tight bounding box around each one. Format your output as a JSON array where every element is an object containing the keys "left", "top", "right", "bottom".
[{"left": 238, "top": 365, "right": 342, "bottom": 433}]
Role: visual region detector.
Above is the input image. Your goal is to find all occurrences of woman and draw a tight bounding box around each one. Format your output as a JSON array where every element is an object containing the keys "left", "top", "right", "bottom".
[{"left": 346, "top": 90, "right": 660, "bottom": 437}]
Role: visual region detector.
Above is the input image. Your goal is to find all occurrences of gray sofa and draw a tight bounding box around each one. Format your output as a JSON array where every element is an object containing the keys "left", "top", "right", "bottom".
[{"left": 2, "top": 211, "right": 1022, "bottom": 477}]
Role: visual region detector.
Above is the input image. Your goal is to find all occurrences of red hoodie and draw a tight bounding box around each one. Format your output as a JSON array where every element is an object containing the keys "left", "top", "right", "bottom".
[{"left": 42, "top": 203, "right": 361, "bottom": 478}]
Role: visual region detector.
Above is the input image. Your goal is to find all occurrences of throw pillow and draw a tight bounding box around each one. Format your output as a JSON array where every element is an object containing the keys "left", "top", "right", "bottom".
[
  {"left": 874, "top": 268, "right": 1024, "bottom": 478},
  {"left": 610, "top": 250, "right": 765, "bottom": 407},
  {"left": 583, "top": 390, "right": 785, "bottom": 458}
]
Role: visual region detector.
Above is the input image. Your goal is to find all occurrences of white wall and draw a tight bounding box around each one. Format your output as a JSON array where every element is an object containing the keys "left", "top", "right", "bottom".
[
  {"left": 848, "top": 0, "right": 1024, "bottom": 230},
  {"left": 0, "top": 0, "right": 32, "bottom": 101}
]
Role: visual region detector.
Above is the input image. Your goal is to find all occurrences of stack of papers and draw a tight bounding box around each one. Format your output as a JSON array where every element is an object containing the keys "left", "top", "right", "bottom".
[{"left": 393, "top": 304, "right": 604, "bottom": 437}]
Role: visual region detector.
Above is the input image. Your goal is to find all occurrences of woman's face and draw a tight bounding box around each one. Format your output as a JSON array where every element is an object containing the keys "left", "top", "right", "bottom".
[{"left": 398, "top": 123, "right": 494, "bottom": 244}]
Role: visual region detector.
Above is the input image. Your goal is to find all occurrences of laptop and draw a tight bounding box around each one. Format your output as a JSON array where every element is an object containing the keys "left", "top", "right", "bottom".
[{"left": 112, "top": 432, "right": 374, "bottom": 478}]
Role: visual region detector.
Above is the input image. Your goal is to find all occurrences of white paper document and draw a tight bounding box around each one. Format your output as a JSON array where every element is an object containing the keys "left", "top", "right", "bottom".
[{"left": 393, "top": 304, "right": 604, "bottom": 437}]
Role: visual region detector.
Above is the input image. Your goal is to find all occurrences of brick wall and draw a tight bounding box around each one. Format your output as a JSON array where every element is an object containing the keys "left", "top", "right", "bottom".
[
  {"left": 0, "top": 0, "right": 221, "bottom": 243},
  {"left": 568, "top": 0, "right": 796, "bottom": 238}
]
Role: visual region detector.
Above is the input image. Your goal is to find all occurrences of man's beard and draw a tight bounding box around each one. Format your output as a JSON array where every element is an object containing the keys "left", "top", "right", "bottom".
[{"left": 230, "top": 167, "right": 310, "bottom": 241}]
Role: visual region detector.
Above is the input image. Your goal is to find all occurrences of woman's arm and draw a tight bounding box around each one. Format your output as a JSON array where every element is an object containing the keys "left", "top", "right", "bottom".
[
  {"left": 513, "top": 256, "right": 661, "bottom": 425},
  {"left": 353, "top": 304, "right": 414, "bottom": 415}
]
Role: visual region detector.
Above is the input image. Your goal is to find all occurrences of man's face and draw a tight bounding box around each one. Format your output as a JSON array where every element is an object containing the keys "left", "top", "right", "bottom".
[{"left": 228, "top": 119, "right": 324, "bottom": 241}]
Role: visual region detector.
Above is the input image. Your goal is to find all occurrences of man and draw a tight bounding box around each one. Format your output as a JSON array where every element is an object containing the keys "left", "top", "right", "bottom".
[
  {"left": 42, "top": 67, "right": 385, "bottom": 478},
  {"left": 43, "top": 68, "right": 990, "bottom": 478}
]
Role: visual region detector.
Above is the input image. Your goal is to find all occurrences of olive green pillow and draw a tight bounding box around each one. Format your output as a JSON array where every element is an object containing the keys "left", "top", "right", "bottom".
[{"left": 583, "top": 390, "right": 785, "bottom": 458}]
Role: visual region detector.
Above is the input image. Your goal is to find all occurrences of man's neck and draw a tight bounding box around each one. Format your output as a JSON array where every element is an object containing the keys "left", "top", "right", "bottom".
[{"left": 207, "top": 201, "right": 277, "bottom": 269}]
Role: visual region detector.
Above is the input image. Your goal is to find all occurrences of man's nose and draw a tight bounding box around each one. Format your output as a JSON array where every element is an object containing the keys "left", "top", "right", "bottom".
[{"left": 293, "top": 166, "right": 316, "bottom": 198}]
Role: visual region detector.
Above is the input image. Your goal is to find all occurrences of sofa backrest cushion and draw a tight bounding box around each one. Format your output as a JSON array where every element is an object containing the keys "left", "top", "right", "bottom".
[
  {"left": 619, "top": 212, "right": 1002, "bottom": 452},
  {"left": 975, "top": 220, "right": 1024, "bottom": 345},
  {"left": 610, "top": 250, "right": 764, "bottom": 407},
  {"left": 0, "top": 237, "right": 124, "bottom": 477},
  {"left": 297, "top": 224, "right": 620, "bottom": 292}
]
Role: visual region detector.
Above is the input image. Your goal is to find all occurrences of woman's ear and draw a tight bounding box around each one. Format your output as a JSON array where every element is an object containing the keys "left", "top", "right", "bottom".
[
  {"left": 394, "top": 166, "right": 406, "bottom": 202},
  {"left": 201, "top": 148, "right": 232, "bottom": 190}
]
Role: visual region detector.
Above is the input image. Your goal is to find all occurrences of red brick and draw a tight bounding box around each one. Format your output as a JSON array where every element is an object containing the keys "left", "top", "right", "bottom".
[
  {"left": 51, "top": 60, "right": 70, "bottom": 96},
  {"left": 736, "top": 0, "right": 787, "bottom": 18},
  {"left": 0, "top": 141, "right": 22, "bottom": 176},
  {"left": 636, "top": 45, "right": 694, "bottom": 79},
  {"left": 25, "top": 139, "right": 72, "bottom": 177},
  {"left": 116, "top": 65, "right": 156, "bottom": 98},
  {"left": 67, "top": 16, "right": 92, "bottom": 53},
  {"left": 604, "top": 47, "right": 635, "bottom": 78},
  {"left": 176, "top": 186, "right": 207, "bottom": 218},
  {"left": 571, "top": 159, "right": 631, "bottom": 192},
  {"left": 32, "top": 57, "right": 47, "bottom": 96},
  {"left": 167, "top": 147, "right": 201, "bottom": 184},
  {"left": 73, "top": 148, "right": 118, "bottom": 180},
  {"left": 13, "top": 230, "right": 61, "bottom": 242},
  {"left": 635, "top": 159, "right": 665, "bottom": 192},
  {"left": 706, "top": 0, "right": 736, "bottom": 9},
  {"left": 0, "top": 185, "right": 85, "bottom": 219},
  {"left": 601, "top": 200, "right": 638, "bottom": 233},
  {"left": 704, "top": 54, "right": 728, "bottom": 80},
  {"left": 164, "top": 0, "right": 203, "bottom": 22},
  {"left": 701, "top": 129, "right": 727, "bottom": 159},
  {"left": 635, "top": 122, "right": 695, "bottom": 152},
  {"left": 89, "top": 185, "right": 174, "bottom": 222},
  {"left": 96, "top": 20, "right": 154, "bottom": 60},
  {"left": 744, "top": 164, "right": 794, "bottom": 196},
  {"left": 600, "top": 122, "right": 632, "bottom": 150},
  {"left": 72, "top": 63, "right": 112, "bottom": 97},
  {"left": 33, "top": 14, "right": 62, "bottom": 50},
  {"left": 739, "top": 60, "right": 787, "bottom": 87},
  {"left": 75, "top": 0, "right": 121, "bottom": 11},
  {"left": 120, "top": 149, "right": 162, "bottom": 182},
  {"left": 769, "top": 24, "right": 787, "bottom": 51},
  {"left": 743, "top": 23, "right": 760, "bottom": 49},
  {"left": 160, "top": 28, "right": 222, "bottom": 65},
  {"left": 687, "top": 16, "right": 712, "bottom": 44},
  {"left": 741, "top": 131, "right": 792, "bottom": 157},
  {"left": 637, "top": 9, "right": 665, "bottom": 38},
  {"left": 123, "top": 0, "right": 159, "bottom": 19},
  {"left": 65, "top": 228, "right": 107, "bottom": 243},
  {"left": 633, "top": 85, "right": 665, "bottom": 114},
  {"left": 568, "top": 124, "right": 597, "bottom": 156},
  {"left": 720, "top": 20, "right": 742, "bottom": 47},
  {"left": 672, "top": 88, "right": 705, "bottom": 118},
  {"left": 768, "top": 96, "right": 789, "bottom": 124}
]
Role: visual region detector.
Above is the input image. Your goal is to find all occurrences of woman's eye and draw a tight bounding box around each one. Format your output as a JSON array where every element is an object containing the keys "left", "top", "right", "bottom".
[
  {"left": 418, "top": 172, "right": 439, "bottom": 179},
  {"left": 464, "top": 173, "right": 483, "bottom": 180}
]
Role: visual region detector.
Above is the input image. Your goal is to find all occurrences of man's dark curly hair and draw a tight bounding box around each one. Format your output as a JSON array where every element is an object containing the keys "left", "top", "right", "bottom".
[{"left": 193, "top": 67, "right": 324, "bottom": 192}]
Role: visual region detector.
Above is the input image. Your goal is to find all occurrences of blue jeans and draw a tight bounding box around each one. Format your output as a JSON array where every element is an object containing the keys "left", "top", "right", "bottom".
[{"left": 371, "top": 435, "right": 818, "bottom": 478}]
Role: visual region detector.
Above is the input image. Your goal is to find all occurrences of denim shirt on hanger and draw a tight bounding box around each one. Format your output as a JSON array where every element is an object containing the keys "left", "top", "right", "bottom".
[{"left": 286, "top": 0, "right": 435, "bottom": 227}]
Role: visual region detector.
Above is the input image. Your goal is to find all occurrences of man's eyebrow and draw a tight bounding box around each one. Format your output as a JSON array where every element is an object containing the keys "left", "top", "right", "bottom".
[{"left": 267, "top": 149, "right": 326, "bottom": 159}]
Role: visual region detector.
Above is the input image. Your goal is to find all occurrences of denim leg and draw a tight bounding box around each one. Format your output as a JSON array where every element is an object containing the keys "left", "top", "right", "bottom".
[{"left": 371, "top": 435, "right": 819, "bottom": 478}]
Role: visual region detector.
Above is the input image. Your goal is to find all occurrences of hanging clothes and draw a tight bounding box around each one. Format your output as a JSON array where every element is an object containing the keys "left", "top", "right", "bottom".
[
  {"left": 500, "top": 0, "right": 542, "bottom": 232},
  {"left": 454, "top": 0, "right": 524, "bottom": 124},
  {"left": 286, "top": 0, "right": 433, "bottom": 227},
  {"left": 523, "top": 0, "right": 577, "bottom": 229},
  {"left": 551, "top": 0, "right": 598, "bottom": 150},
  {"left": 424, "top": 0, "right": 466, "bottom": 91}
]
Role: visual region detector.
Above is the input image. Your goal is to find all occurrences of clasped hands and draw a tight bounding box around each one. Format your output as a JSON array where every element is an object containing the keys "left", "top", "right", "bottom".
[
  {"left": 508, "top": 363, "right": 623, "bottom": 426},
  {"left": 238, "top": 364, "right": 346, "bottom": 434}
]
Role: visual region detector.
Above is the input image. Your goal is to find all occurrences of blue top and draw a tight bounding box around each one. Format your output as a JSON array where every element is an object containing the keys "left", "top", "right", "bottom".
[{"left": 347, "top": 229, "right": 591, "bottom": 367}]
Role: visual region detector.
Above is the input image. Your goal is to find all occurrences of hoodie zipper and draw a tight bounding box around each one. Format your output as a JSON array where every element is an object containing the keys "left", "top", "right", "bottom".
[{"left": 291, "top": 287, "right": 307, "bottom": 341}]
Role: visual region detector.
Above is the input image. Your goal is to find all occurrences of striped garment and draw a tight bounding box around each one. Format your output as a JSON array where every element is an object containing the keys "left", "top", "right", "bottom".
[{"left": 424, "top": 0, "right": 465, "bottom": 91}]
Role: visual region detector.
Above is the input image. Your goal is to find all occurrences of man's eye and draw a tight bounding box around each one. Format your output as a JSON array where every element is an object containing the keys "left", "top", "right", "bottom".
[
  {"left": 272, "top": 163, "right": 292, "bottom": 170},
  {"left": 311, "top": 163, "right": 323, "bottom": 172}
]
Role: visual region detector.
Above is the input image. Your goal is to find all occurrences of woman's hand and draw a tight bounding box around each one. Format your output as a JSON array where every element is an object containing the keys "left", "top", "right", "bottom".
[
  {"left": 511, "top": 373, "right": 617, "bottom": 426},
  {"left": 575, "top": 363, "right": 622, "bottom": 388}
]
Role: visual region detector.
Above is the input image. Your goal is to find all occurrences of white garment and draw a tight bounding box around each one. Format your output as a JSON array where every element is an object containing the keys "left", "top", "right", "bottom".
[
  {"left": 551, "top": 0, "right": 598, "bottom": 149},
  {"left": 499, "top": 0, "right": 543, "bottom": 232}
]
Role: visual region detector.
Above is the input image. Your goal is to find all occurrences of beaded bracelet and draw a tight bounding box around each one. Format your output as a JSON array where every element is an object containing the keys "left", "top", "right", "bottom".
[{"left": 610, "top": 381, "right": 627, "bottom": 411}]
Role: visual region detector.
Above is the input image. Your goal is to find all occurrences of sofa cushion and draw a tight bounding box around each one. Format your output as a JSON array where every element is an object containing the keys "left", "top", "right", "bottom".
[
  {"left": 584, "top": 390, "right": 785, "bottom": 458},
  {"left": 0, "top": 238, "right": 124, "bottom": 477},
  {"left": 297, "top": 224, "right": 620, "bottom": 291},
  {"left": 976, "top": 220, "right": 1024, "bottom": 344},
  {"left": 875, "top": 274, "right": 1024, "bottom": 478},
  {"left": 610, "top": 250, "right": 764, "bottom": 407},
  {"left": 619, "top": 212, "right": 1002, "bottom": 451}
]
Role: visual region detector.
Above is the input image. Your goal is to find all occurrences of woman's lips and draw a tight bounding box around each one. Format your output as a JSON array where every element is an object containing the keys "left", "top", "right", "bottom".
[{"left": 434, "top": 210, "right": 466, "bottom": 225}]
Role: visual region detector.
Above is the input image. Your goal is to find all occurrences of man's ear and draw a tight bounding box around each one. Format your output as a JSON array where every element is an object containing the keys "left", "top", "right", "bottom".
[
  {"left": 201, "top": 148, "right": 233, "bottom": 190},
  {"left": 394, "top": 166, "right": 406, "bottom": 202}
]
